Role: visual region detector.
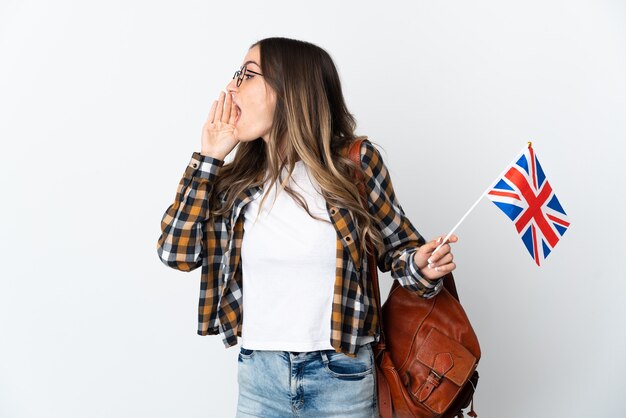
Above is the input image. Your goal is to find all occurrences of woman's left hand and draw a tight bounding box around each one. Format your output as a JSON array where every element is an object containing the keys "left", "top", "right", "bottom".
[{"left": 413, "top": 235, "right": 458, "bottom": 281}]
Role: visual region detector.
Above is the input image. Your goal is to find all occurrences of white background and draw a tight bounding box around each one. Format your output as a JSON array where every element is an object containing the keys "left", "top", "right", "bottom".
[{"left": 1, "top": 1, "right": 625, "bottom": 417}]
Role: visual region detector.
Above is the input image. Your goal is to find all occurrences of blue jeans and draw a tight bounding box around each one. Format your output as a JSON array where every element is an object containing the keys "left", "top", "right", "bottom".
[{"left": 236, "top": 342, "right": 378, "bottom": 417}]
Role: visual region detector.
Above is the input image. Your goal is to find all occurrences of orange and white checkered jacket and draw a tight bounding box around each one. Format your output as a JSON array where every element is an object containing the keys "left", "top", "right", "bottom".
[{"left": 157, "top": 139, "right": 442, "bottom": 357}]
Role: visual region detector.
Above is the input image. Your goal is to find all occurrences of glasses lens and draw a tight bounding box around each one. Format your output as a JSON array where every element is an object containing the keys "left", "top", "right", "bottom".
[{"left": 237, "top": 65, "right": 247, "bottom": 87}]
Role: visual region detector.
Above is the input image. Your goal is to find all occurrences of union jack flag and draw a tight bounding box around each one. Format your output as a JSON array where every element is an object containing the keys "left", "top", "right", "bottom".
[{"left": 486, "top": 144, "right": 570, "bottom": 266}]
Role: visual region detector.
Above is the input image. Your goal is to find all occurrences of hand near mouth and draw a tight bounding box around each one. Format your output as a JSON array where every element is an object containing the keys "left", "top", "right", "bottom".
[{"left": 201, "top": 91, "right": 240, "bottom": 161}]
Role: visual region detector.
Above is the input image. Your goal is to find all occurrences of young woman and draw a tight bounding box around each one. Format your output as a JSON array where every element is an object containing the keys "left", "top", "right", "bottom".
[{"left": 157, "top": 37, "right": 457, "bottom": 418}]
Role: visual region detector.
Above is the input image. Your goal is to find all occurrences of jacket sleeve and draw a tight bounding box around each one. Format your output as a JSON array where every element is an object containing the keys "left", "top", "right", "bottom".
[
  {"left": 360, "top": 140, "right": 443, "bottom": 298},
  {"left": 156, "top": 152, "right": 224, "bottom": 272}
]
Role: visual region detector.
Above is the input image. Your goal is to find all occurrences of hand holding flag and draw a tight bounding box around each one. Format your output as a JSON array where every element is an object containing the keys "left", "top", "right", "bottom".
[{"left": 413, "top": 234, "right": 459, "bottom": 280}]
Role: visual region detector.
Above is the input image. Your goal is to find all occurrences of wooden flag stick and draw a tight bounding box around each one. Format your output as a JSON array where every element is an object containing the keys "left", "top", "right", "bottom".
[{"left": 432, "top": 142, "right": 532, "bottom": 256}]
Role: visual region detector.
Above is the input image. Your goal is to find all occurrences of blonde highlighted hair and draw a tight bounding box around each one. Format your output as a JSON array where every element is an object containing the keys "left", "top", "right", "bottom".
[{"left": 209, "top": 37, "right": 385, "bottom": 258}]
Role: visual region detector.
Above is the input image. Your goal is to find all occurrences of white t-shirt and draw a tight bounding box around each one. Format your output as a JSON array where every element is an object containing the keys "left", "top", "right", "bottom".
[{"left": 240, "top": 160, "right": 339, "bottom": 351}]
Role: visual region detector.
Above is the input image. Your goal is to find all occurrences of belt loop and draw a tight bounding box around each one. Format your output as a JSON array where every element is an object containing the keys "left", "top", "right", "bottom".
[{"left": 319, "top": 350, "right": 329, "bottom": 365}]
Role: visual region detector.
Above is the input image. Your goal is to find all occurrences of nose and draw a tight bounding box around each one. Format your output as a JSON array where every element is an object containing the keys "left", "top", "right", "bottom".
[{"left": 226, "top": 78, "right": 238, "bottom": 93}]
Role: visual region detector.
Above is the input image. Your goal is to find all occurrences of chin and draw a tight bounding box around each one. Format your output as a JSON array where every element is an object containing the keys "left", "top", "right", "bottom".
[
  {"left": 236, "top": 135, "right": 258, "bottom": 143},
  {"left": 237, "top": 133, "right": 268, "bottom": 143}
]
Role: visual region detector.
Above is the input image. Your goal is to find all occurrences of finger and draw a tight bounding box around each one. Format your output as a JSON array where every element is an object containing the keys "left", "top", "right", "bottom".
[
  {"left": 430, "top": 234, "right": 459, "bottom": 258},
  {"left": 428, "top": 248, "right": 451, "bottom": 267},
  {"left": 430, "top": 236, "right": 447, "bottom": 253},
  {"left": 222, "top": 91, "right": 232, "bottom": 123},
  {"left": 215, "top": 91, "right": 225, "bottom": 123},
  {"left": 420, "top": 237, "right": 442, "bottom": 254},
  {"left": 208, "top": 100, "right": 217, "bottom": 124},
  {"left": 428, "top": 243, "right": 451, "bottom": 264},
  {"left": 435, "top": 235, "right": 459, "bottom": 248},
  {"left": 429, "top": 253, "right": 453, "bottom": 269},
  {"left": 434, "top": 262, "right": 456, "bottom": 274}
]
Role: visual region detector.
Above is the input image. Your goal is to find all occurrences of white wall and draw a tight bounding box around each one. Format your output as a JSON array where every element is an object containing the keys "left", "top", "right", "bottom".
[{"left": 1, "top": 1, "right": 624, "bottom": 417}]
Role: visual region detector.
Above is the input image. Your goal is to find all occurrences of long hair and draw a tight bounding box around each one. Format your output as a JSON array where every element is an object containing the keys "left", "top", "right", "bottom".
[{"left": 209, "top": 37, "right": 385, "bottom": 257}]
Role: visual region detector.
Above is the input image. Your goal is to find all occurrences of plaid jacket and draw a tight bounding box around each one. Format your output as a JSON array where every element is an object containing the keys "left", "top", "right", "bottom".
[{"left": 157, "top": 139, "right": 443, "bottom": 357}]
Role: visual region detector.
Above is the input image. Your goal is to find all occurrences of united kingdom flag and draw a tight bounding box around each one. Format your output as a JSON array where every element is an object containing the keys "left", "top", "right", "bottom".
[{"left": 486, "top": 144, "right": 570, "bottom": 266}]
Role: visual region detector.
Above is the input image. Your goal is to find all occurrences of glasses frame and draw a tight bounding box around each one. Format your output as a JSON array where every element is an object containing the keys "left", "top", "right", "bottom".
[{"left": 232, "top": 65, "right": 263, "bottom": 87}]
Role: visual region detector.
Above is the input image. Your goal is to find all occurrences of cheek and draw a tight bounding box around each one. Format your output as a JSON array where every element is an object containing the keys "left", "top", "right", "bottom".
[
  {"left": 265, "top": 92, "right": 277, "bottom": 123},
  {"left": 248, "top": 98, "right": 274, "bottom": 129},
  {"left": 260, "top": 101, "right": 275, "bottom": 126},
  {"left": 236, "top": 100, "right": 274, "bottom": 140}
]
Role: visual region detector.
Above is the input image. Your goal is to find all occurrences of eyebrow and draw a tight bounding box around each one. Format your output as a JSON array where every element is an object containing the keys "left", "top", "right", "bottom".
[{"left": 242, "top": 60, "right": 260, "bottom": 68}]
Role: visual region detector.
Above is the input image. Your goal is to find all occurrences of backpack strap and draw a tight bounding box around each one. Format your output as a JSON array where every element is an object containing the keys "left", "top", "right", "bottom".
[
  {"left": 347, "top": 137, "right": 460, "bottom": 307},
  {"left": 347, "top": 136, "right": 387, "bottom": 347}
]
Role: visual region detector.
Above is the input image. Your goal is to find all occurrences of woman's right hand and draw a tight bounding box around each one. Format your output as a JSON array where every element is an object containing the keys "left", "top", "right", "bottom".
[{"left": 201, "top": 91, "right": 239, "bottom": 160}]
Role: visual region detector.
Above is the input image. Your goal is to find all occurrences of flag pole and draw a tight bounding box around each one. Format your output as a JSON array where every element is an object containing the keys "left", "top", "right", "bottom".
[{"left": 431, "top": 142, "right": 533, "bottom": 256}]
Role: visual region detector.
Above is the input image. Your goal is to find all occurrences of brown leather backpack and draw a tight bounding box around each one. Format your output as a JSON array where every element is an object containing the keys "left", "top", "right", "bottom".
[{"left": 348, "top": 137, "right": 481, "bottom": 418}]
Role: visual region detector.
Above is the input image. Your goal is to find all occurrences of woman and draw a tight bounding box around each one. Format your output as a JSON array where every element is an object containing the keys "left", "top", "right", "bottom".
[{"left": 157, "top": 37, "right": 457, "bottom": 418}]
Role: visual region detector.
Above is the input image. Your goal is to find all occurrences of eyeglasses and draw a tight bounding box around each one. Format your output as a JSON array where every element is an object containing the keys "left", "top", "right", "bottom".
[{"left": 232, "top": 65, "right": 263, "bottom": 87}]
